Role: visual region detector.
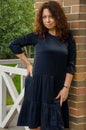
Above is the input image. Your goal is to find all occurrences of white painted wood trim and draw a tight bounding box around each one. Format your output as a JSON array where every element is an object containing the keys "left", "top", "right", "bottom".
[
  {"left": 1, "top": 89, "right": 24, "bottom": 128},
  {"left": 0, "top": 61, "right": 32, "bottom": 128},
  {"left": 0, "top": 75, "right": 6, "bottom": 127},
  {"left": 0, "top": 65, "right": 27, "bottom": 76}
]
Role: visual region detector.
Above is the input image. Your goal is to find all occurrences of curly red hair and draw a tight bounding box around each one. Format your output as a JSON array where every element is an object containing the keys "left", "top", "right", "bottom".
[{"left": 34, "top": 1, "right": 69, "bottom": 41}]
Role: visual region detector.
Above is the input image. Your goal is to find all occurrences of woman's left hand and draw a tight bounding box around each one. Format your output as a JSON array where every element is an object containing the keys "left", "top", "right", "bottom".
[{"left": 55, "top": 87, "right": 69, "bottom": 106}]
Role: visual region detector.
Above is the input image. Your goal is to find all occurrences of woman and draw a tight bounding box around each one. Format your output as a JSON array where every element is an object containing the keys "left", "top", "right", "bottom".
[{"left": 9, "top": 1, "right": 76, "bottom": 130}]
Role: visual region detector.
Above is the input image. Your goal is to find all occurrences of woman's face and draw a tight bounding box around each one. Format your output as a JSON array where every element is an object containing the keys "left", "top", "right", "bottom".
[{"left": 42, "top": 8, "right": 56, "bottom": 31}]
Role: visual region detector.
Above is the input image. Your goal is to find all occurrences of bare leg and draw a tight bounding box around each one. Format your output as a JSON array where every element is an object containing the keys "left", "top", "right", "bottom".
[{"left": 30, "top": 126, "right": 40, "bottom": 130}]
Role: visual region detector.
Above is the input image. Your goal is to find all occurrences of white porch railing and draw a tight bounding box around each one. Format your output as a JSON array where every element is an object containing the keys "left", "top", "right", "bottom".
[{"left": 0, "top": 59, "right": 33, "bottom": 130}]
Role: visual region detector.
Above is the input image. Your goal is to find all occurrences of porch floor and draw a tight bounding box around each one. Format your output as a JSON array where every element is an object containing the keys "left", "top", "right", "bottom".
[{"left": 0, "top": 114, "right": 29, "bottom": 130}]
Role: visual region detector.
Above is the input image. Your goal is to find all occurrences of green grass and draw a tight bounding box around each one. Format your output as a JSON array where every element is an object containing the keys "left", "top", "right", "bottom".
[
  {"left": 4, "top": 64, "right": 21, "bottom": 105},
  {"left": 6, "top": 95, "right": 14, "bottom": 105}
]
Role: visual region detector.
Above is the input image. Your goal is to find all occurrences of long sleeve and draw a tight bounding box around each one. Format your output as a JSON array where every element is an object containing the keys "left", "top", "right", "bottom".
[
  {"left": 9, "top": 32, "right": 38, "bottom": 54},
  {"left": 66, "top": 32, "right": 76, "bottom": 75}
]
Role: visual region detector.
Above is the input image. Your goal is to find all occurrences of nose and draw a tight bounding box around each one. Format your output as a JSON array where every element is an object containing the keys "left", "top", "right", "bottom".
[{"left": 46, "top": 17, "right": 50, "bottom": 23}]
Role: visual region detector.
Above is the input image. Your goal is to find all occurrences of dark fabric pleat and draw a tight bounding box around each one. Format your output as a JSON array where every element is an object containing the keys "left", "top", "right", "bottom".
[{"left": 17, "top": 75, "right": 68, "bottom": 129}]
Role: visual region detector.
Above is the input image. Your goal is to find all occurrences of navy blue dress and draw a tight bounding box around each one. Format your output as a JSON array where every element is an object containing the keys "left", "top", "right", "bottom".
[{"left": 9, "top": 32, "right": 76, "bottom": 129}]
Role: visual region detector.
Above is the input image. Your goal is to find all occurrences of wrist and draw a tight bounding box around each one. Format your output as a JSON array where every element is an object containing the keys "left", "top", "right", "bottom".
[
  {"left": 26, "top": 62, "right": 31, "bottom": 66},
  {"left": 64, "top": 85, "right": 70, "bottom": 89}
]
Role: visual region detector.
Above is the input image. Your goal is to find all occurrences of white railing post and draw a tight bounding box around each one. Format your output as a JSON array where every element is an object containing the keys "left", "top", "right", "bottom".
[
  {"left": 0, "top": 74, "right": 6, "bottom": 127},
  {"left": 21, "top": 75, "right": 25, "bottom": 90}
]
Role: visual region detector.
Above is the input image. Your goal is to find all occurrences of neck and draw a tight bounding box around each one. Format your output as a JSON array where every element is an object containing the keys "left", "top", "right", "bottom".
[{"left": 48, "top": 30, "right": 56, "bottom": 36}]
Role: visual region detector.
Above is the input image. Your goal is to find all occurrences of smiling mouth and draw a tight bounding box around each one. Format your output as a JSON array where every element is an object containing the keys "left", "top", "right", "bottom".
[{"left": 46, "top": 24, "right": 52, "bottom": 26}]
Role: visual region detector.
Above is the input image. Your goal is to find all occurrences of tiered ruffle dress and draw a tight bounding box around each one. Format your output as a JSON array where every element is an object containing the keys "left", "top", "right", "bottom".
[{"left": 9, "top": 32, "right": 76, "bottom": 130}]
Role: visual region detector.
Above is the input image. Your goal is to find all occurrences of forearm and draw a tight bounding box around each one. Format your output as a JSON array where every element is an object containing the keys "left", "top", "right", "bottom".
[
  {"left": 16, "top": 53, "right": 31, "bottom": 65},
  {"left": 64, "top": 73, "right": 73, "bottom": 88}
]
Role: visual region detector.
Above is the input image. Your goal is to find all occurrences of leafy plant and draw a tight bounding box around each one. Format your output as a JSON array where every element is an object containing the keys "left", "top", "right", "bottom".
[{"left": 0, "top": 0, "right": 35, "bottom": 59}]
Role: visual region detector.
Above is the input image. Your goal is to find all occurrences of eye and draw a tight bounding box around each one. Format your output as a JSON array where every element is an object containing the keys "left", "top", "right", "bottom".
[
  {"left": 42, "top": 16, "right": 46, "bottom": 19},
  {"left": 49, "top": 16, "right": 53, "bottom": 18},
  {"left": 42, "top": 15, "right": 53, "bottom": 19}
]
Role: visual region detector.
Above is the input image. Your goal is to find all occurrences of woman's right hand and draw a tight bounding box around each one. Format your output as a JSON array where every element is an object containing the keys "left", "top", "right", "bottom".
[
  {"left": 26, "top": 63, "right": 33, "bottom": 77},
  {"left": 15, "top": 53, "right": 33, "bottom": 76}
]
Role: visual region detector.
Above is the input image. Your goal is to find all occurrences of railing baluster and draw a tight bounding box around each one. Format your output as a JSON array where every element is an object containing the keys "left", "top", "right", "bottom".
[
  {"left": 21, "top": 75, "right": 25, "bottom": 91},
  {"left": 0, "top": 74, "right": 6, "bottom": 127}
]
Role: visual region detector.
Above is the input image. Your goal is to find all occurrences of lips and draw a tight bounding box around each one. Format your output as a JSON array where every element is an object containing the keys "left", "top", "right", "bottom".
[
  {"left": 46, "top": 24, "right": 52, "bottom": 27},
  {"left": 46, "top": 23, "right": 51, "bottom": 25}
]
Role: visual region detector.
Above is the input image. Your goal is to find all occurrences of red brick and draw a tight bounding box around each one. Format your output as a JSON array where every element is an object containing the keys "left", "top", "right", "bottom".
[
  {"left": 66, "top": 14, "right": 86, "bottom": 21},
  {"left": 76, "top": 44, "right": 86, "bottom": 51},
  {"left": 72, "top": 80, "right": 86, "bottom": 87},
  {"left": 72, "top": 29, "right": 86, "bottom": 36},
  {"left": 72, "top": 5, "right": 86, "bottom": 13},
  {"left": 76, "top": 58, "right": 86, "bottom": 65},
  {"left": 74, "top": 73, "right": 86, "bottom": 80},
  {"left": 69, "top": 94, "right": 86, "bottom": 102},
  {"left": 70, "top": 22, "right": 86, "bottom": 28},
  {"left": 70, "top": 122, "right": 86, "bottom": 130},
  {"left": 35, "top": 2, "right": 43, "bottom": 9},
  {"left": 35, "top": 0, "right": 62, "bottom": 5},
  {"left": 74, "top": 37, "right": 86, "bottom": 43},
  {"left": 69, "top": 100, "right": 86, "bottom": 109},
  {"left": 64, "top": 0, "right": 79, "bottom": 6},
  {"left": 70, "top": 87, "right": 86, "bottom": 95},
  {"left": 76, "top": 66, "right": 86, "bottom": 73},
  {"left": 76, "top": 51, "right": 86, "bottom": 58},
  {"left": 72, "top": 5, "right": 79, "bottom": 13},
  {"left": 69, "top": 108, "right": 86, "bottom": 116},
  {"left": 70, "top": 115, "right": 86, "bottom": 124},
  {"left": 80, "top": 6, "right": 86, "bottom": 12},
  {"left": 80, "top": 0, "right": 86, "bottom": 4},
  {"left": 63, "top": 7, "right": 71, "bottom": 14}
]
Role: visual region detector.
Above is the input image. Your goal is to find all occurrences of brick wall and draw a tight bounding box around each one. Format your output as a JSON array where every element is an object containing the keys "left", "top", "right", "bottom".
[{"left": 35, "top": 0, "right": 86, "bottom": 130}]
